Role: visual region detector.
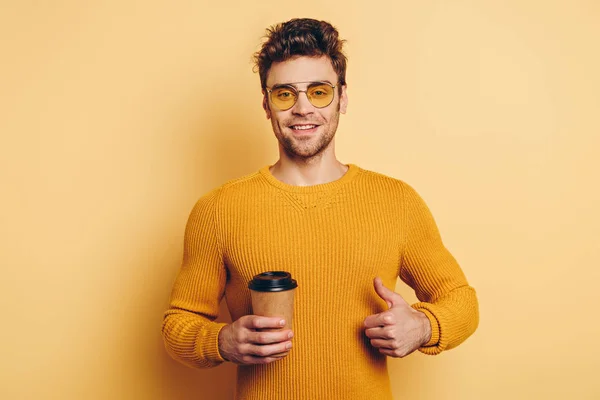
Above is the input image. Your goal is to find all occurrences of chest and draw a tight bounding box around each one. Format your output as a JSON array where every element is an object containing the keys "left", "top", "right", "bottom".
[{"left": 221, "top": 197, "right": 403, "bottom": 287}]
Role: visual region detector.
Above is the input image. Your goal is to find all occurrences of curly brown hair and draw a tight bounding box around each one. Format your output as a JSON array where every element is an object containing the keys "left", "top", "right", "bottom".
[{"left": 253, "top": 18, "right": 347, "bottom": 94}]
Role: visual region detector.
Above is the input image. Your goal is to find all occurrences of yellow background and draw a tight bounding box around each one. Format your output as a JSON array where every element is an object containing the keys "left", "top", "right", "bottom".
[{"left": 1, "top": 1, "right": 599, "bottom": 399}]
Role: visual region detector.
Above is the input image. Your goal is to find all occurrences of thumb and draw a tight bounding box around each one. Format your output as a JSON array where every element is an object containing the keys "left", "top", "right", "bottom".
[{"left": 373, "top": 277, "right": 404, "bottom": 308}]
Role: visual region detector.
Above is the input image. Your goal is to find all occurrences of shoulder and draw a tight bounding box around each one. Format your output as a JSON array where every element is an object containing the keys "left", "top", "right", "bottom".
[
  {"left": 354, "top": 166, "right": 434, "bottom": 212},
  {"left": 219, "top": 170, "right": 264, "bottom": 191},
  {"left": 192, "top": 169, "right": 265, "bottom": 208},
  {"left": 355, "top": 165, "right": 415, "bottom": 194}
]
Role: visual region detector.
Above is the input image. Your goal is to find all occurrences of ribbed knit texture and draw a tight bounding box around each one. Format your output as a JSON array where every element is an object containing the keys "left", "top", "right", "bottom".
[{"left": 162, "top": 164, "right": 479, "bottom": 400}]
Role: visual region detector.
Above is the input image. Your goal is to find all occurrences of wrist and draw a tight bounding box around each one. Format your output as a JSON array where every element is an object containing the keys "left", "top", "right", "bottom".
[
  {"left": 418, "top": 311, "right": 432, "bottom": 346},
  {"left": 217, "top": 324, "right": 231, "bottom": 362}
]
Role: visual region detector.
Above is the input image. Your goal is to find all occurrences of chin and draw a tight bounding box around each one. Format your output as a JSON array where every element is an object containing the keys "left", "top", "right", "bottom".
[
  {"left": 277, "top": 131, "right": 332, "bottom": 157},
  {"left": 292, "top": 143, "right": 329, "bottom": 158}
]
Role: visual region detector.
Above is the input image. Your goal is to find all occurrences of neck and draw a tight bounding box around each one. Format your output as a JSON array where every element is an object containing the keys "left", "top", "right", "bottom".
[{"left": 269, "top": 154, "right": 349, "bottom": 187}]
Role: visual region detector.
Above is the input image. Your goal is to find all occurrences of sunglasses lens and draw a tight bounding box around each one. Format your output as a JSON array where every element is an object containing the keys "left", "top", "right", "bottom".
[
  {"left": 307, "top": 83, "right": 335, "bottom": 108},
  {"left": 270, "top": 87, "right": 297, "bottom": 110},
  {"left": 269, "top": 83, "right": 335, "bottom": 110}
]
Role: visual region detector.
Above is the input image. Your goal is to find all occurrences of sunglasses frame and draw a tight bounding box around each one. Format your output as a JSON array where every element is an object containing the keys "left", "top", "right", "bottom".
[{"left": 265, "top": 81, "right": 337, "bottom": 111}]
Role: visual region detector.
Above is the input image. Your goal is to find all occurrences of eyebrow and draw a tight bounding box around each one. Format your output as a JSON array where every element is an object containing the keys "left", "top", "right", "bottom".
[{"left": 270, "top": 80, "right": 334, "bottom": 89}]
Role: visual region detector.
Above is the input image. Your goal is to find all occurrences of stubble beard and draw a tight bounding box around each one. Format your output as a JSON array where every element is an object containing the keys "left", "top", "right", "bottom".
[{"left": 274, "top": 104, "right": 341, "bottom": 161}]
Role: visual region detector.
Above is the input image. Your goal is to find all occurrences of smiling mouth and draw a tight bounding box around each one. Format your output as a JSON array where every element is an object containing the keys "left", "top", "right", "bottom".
[{"left": 290, "top": 124, "right": 319, "bottom": 131}]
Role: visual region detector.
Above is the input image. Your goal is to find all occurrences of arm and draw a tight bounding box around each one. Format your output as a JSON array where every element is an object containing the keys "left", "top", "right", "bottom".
[
  {"left": 161, "top": 189, "right": 295, "bottom": 368},
  {"left": 400, "top": 183, "right": 479, "bottom": 355},
  {"left": 161, "top": 188, "right": 228, "bottom": 369}
]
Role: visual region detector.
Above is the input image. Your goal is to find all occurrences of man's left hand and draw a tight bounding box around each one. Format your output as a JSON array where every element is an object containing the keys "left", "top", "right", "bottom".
[{"left": 363, "top": 277, "right": 432, "bottom": 358}]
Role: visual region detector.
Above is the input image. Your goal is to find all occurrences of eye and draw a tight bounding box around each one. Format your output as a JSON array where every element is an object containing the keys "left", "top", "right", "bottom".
[
  {"left": 274, "top": 89, "right": 295, "bottom": 100},
  {"left": 309, "top": 85, "right": 332, "bottom": 97}
]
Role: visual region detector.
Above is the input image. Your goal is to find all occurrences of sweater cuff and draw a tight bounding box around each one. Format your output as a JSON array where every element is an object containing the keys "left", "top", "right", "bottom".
[
  {"left": 411, "top": 302, "right": 445, "bottom": 355},
  {"left": 197, "top": 322, "right": 228, "bottom": 365},
  {"left": 414, "top": 306, "right": 440, "bottom": 347}
]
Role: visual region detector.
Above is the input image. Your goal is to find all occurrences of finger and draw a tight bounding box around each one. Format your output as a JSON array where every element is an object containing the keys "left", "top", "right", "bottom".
[
  {"left": 242, "top": 315, "right": 286, "bottom": 330},
  {"left": 374, "top": 277, "right": 409, "bottom": 309},
  {"left": 378, "top": 347, "right": 406, "bottom": 358},
  {"left": 369, "top": 338, "right": 396, "bottom": 349},
  {"left": 373, "top": 277, "right": 394, "bottom": 308},
  {"left": 364, "top": 312, "right": 395, "bottom": 328},
  {"left": 269, "top": 350, "right": 290, "bottom": 358},
  {"left": 364, "top": 326, "right": 392, "bottom": 339},
  {"left": 245, "top": 341, "right": 293, "bottom": 358},
  {"left": 364, "top": 314, "right": 383, "bottom": 328},
  {"left": 248, "top": 329, "right": 293, "bottom": 345}
]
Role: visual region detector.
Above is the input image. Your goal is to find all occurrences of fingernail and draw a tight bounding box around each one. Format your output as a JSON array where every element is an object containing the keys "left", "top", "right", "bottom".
[
  {"left": 280, "top": 319, "right": 286, "bottom": 326},
  {"left": 286, "top": 342, "right": 292, "bottom": 349},
  {"left": 288, "top": 331, "right": 294, "bottom": 339}
]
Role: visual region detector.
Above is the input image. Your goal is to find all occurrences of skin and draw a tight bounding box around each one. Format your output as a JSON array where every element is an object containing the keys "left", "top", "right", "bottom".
[
  {"left": 262, "top": 55, "right": 349, "bottom": 186},
  {"left": 218, "top": 315, "right": 293, "bottom": 365},
  {"left": 218, "top": 55, "right": 431, "bottom": 365},
  {"left": 364, "top": 277, "right": 432, "bottom": 358}
]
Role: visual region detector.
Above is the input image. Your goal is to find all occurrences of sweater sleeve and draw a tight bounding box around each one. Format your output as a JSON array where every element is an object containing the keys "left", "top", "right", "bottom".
[
  {"left": 161, "top": 188, "right": 228, "bottom": 368},
  {"left": 399, "top": 183, "right": 479, "bottom": 355}
]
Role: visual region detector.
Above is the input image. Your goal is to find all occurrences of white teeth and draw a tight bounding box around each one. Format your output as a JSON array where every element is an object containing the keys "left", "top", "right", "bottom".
[{"left": 292, "top": 125, "right": 316, "bottom": 130}]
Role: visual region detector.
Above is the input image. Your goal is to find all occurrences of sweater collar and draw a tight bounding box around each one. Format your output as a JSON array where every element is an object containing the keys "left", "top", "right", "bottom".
[{"left": 258, "top": 163, "right": 360, "bottom": 193}]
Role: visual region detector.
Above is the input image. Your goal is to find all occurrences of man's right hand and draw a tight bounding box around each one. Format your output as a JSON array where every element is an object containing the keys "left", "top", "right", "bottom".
[{"left": 217, "top": 315, "right": 294, "bottom": 365}]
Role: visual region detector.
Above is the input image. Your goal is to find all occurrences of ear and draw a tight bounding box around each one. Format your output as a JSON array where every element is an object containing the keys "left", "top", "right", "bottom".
[
  {"left": 262, "top": 92, "right": 271, "bottom": 120},
  {"left": 339, "top": 84, "right": 348, "bottom": 114}
]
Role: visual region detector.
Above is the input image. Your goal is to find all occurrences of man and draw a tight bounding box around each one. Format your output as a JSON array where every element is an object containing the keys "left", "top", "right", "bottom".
[{"left": 162, "top": 18, "right": 479, "bottom": 399}]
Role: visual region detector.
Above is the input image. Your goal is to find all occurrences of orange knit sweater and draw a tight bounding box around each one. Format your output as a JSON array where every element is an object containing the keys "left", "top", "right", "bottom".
[{"left": 162, "top": 164, "right": 479, "bottom": 400}]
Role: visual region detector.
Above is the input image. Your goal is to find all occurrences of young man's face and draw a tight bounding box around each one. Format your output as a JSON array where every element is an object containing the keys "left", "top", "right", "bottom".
[{"left": 263, "top": 55, "right": 348, "bottom": 160}]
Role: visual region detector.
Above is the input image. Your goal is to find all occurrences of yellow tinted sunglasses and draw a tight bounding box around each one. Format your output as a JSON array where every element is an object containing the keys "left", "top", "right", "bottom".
[{"left": 266, "top": 81, "right": 337, "bottom": 111}]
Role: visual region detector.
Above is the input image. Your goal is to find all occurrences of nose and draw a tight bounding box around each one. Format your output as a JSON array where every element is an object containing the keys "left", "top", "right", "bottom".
[{"left": 291, "top": 91, "right": 314, "bottom": 115}]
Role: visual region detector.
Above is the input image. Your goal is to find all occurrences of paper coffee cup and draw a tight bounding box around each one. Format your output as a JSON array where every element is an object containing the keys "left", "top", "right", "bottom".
[{"left": 248, "top": 271, "right": 297, "bottom": 332}]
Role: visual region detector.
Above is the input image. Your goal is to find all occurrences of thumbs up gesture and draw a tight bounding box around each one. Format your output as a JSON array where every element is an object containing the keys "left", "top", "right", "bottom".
[{"left": 363, "top": 277, "right": 432, "bottom": 358}]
